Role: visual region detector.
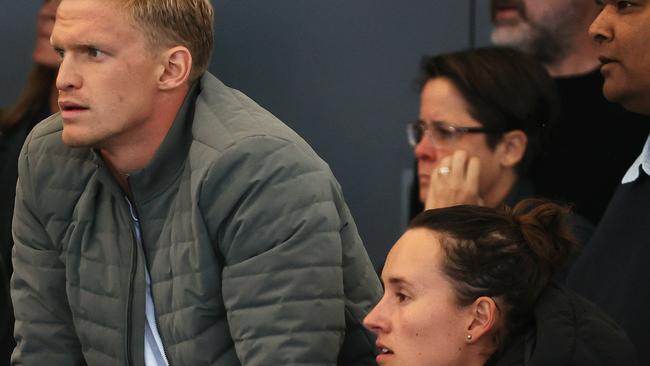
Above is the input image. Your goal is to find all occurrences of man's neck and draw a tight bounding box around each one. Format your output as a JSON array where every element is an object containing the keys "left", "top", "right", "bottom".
[
  {"left": 101, "top": 140, "right": 161, "bottom": 194},
  {"left": 545, "top": 40, "right": 600, "bottom": 77},
  {"left": 100, "top": 86, "right": 189, "bottom": 193}
]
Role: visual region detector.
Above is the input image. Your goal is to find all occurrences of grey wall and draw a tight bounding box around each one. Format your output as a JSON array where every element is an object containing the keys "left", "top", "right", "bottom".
[
  {"left": 1, "top": 1, "right": 493, "bottom": 267},
  {"left": 1, "top": 2, "right": 41, "bottom": 105}
]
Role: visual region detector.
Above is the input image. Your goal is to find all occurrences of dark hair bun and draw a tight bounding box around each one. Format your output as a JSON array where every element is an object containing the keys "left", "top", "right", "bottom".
[{"left": 511, "top": 199, "right": 578, "bottom": 275}]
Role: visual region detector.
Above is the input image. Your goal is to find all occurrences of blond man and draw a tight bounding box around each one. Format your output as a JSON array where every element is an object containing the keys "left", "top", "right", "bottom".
[{"left": 10, "top": 1, "right": 381, "bottom": 365}]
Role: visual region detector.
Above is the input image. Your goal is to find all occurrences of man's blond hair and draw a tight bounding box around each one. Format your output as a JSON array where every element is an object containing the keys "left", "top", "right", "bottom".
[{"left": 121, "top": 0, "right": 214, "bottom": 82}]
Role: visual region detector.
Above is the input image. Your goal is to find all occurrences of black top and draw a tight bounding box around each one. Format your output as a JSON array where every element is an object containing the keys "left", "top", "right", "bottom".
[
  {"left": 532, "top": 69, "right": 650, "bottom": 225},
  {"left": 488, "top": 283, "right": 639, "bottom": 366},
  {"left": 567, "top": 166, "right": 650, "bottom": 366},
  {"left": 0, "top": 103, "right": 50, "bottom": 366}
]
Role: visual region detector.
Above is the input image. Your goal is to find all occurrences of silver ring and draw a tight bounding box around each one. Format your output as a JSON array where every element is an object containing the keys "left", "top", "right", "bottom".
[{"left": 438, "top": 166, "right": 450, "bottom": 176}]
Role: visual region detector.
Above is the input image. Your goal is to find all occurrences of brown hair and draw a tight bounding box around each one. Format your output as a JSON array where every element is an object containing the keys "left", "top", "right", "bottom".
[
  {"left": 419, "top": 47, "right": 560, "bottom": 174},
  {"left": 118, "top": 0, "right": 214, "bottom": 82},
  {"left": 409, "top": 199, "right": 577, "bottom": 342},
  {"left": 0, "top": 65, "right": 56, "bottom": 131}
]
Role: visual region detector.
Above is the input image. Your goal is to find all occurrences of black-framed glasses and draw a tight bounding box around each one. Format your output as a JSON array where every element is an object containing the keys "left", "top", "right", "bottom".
[{"left": 406, "top": 120, "right": 505, "bottom": 148}]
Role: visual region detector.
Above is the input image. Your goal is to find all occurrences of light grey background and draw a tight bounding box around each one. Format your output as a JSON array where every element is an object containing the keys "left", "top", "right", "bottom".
[{"left": 1, "top": 1, "right": 492, "bottom": 267}]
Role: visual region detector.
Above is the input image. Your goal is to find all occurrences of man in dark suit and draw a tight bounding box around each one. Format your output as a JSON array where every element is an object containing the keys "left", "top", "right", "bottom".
[{"left": 566, "top": 2, "right": 650, "bottom": 365}]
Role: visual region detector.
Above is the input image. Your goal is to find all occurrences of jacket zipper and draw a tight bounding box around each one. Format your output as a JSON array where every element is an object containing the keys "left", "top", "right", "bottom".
[
  {"left": 124, "top": 196, "right": 137, "bottom": 366},
  {"left": 125, "top": 195, "right": 172, "bottom": 366}
]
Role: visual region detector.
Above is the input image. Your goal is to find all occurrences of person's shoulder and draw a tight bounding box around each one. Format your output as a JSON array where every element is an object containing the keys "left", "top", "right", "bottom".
[
  {"left": 537, "top": 284, "right": 618, "bottom": 330},
  {"left": 192, "top": 73, "right": 308, "bottom": 151},
  {"left": 535, "top": 284, "right": 639, "bottom": 365},
  {"left": 21, "top": 113, "right": 64, "bottom": 156},
  {"left": 189, "top": 73, "right": 328, "bottom": 171},
  {"left": 20, "top": 113, "right": 94, "bottom": 179}
]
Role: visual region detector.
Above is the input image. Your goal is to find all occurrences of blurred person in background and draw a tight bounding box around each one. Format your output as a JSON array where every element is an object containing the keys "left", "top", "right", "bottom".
[
  {"left": 490, "top": 0, "right": 650, "bottom": 225},
  {"left": 0, "top": 1, "right": 60, "bottom": 364},
  {"left": 408, "top": 47, "right": 592, "bottom": 251},
  {"left": 411, "top": 47, "right": 553, "bottom": 211}
]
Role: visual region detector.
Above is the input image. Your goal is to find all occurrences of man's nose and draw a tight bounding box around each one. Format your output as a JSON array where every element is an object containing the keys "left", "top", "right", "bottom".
[
  {"left": 56, "top": 56, "right": 82, "bottom": 92},
  {"left": 589, "top": 7, "right": 613, "bottom": 44}
]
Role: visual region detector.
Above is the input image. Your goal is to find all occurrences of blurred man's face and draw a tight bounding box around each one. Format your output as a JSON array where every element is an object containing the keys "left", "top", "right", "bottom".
[
  {"left": 590, "top": 1, "right": 650, "bottom": 114},
  {"left": 490, "top": 0, "right": 578, "bottom": 63}
]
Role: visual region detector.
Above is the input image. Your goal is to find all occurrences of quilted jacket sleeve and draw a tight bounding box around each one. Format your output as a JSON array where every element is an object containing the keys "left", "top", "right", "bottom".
[
  {"left": 202, "top": 135, "right": 367, "bottom": 365},
  {"left": 10, "top": 138, "right": 85, "bottom": 365}
]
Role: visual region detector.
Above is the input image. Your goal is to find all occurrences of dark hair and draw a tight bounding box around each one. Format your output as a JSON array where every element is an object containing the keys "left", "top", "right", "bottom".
[
  {"left": 0, "top": 65, "right": 56, "bottom": 131},
  {"left": 419, "top": 47, "right": 560, "bottom": 174},
  {"left": 409, "top": 199, "right": 576, "bottom": 343}
]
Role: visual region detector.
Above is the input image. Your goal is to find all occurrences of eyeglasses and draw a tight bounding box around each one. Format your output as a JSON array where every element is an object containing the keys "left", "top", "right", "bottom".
[{"left": 406, "top": 120, "right": 504, "bottom": 148}]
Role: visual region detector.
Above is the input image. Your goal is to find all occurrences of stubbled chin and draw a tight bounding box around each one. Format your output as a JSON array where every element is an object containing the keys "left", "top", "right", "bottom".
[{"left": 61, "top": 129, "right": 90, "bottom": 148}]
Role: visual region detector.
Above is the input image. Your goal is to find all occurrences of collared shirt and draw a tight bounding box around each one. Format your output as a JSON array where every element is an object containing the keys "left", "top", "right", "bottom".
[
  {"left": 144, "top": 269, "right": 168, "bottom": 366},
  {"left": 621, "top": 133, "right": 650, "bottom": 184}
]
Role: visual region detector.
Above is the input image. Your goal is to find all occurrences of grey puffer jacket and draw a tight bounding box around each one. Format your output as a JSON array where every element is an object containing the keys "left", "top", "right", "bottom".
[{"left": 11, "top": 73, "right": 382, "bottom": 366}]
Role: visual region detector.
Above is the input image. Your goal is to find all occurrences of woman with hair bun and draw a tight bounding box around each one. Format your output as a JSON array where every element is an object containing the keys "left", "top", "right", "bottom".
[{"left": 364, "top": 199, "right": 637, "bottom": 366}]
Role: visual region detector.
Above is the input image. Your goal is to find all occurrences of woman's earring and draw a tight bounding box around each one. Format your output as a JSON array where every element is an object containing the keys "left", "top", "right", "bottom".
[{"left": 466, "top": 334, "right": 473, "bottom": 343}]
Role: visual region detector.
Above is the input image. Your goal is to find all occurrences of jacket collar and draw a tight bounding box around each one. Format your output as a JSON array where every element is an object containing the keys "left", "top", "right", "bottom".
[{"left": 95, "top": 80, "right": 201, "bottom": 204}]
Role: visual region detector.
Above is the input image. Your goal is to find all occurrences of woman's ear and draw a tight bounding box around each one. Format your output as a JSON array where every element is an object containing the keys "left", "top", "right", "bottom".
[
  {"left": 497, "top": 130, "right": 528, "bottom": 168},
  {"left": 157, "top": 46, "right": 192, "bottom": 90},
  {"left": 465, "top": 296, "right": 500, "bottom": 347}
]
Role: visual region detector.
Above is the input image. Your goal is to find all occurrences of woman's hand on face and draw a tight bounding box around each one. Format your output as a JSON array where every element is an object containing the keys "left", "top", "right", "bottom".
[{"left": 425, "top": 150, "right": 484, "bottom": 210}]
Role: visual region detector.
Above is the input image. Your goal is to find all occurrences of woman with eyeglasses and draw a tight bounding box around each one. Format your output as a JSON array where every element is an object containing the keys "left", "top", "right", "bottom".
[
  {"left": 364, "top": 199, "right": 638, "bottom": 366},
  {"left": 407, "top": 47, "right": 593, "bottom": 277},
  {"left": 410, "top": 47, "right": 559, "bottom": 211}
]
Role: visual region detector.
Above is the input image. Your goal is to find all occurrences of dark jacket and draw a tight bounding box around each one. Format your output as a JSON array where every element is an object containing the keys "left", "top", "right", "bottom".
[
  {"left": 11, "top": 73, "right": 382, "bottom": 365},
  {"left": 489, "top": 283, "right": 639, "bottom": 366},
  {"left": 567, "top": 163, "right": 650, "bottom": 365},
  {"left": 532, "top": 69, "right": 650, "bottom": 225}
]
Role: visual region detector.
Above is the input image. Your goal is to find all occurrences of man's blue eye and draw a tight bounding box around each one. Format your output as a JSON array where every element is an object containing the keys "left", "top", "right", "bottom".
[
  {"left": 617, "top": 1, "right": 634, "bottom": 10},
  {"left": 87, "top": 47, "right": 104, "bottom": 58}
]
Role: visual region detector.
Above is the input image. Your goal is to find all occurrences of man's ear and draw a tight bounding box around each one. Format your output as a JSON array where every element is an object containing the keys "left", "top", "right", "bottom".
[
  {"left": 157, "top": 46, "right": 192, "bottom": 90},
  {"left": 465, "top": 296, "right": 500, "bottom": 345},
  {"left": 497, "top": 130, "right": 527, "bottom": 168}
]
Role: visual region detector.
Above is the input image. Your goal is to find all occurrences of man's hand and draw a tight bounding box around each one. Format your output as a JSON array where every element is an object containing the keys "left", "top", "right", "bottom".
[{"left": 425, "top": 150, "right": 484, "bottom": 210}]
